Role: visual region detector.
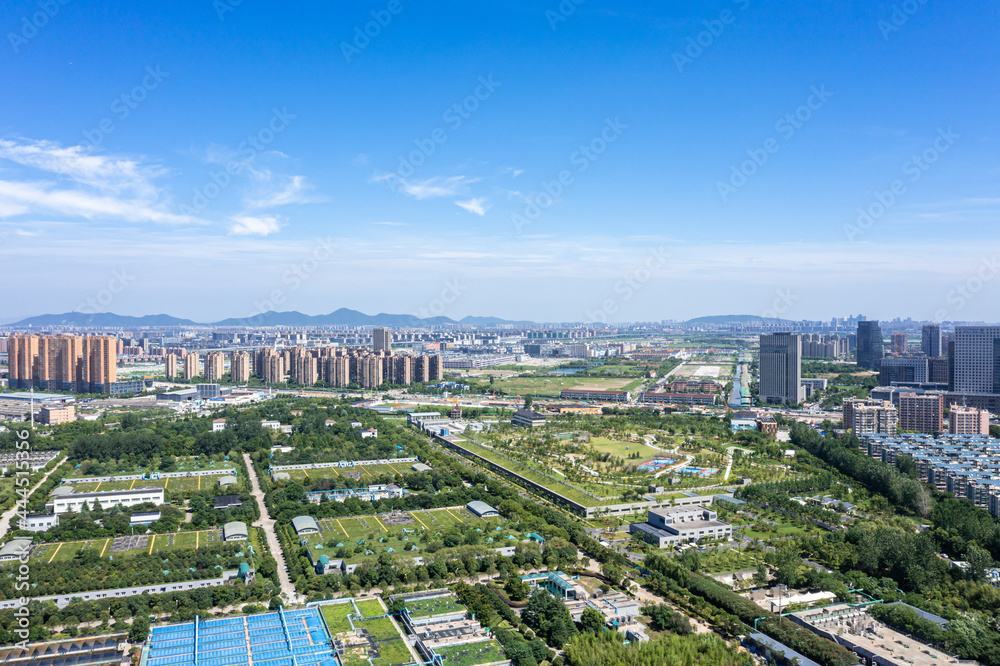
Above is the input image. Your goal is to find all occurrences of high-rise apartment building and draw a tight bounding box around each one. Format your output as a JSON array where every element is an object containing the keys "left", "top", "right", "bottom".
[
  {"left": 230, "top": 351, "right": 250, "bottom": 383},
  {"left": 759, "top": 333, "right": 805, "bottom": 405},
  {"left": 898, "top": 392, "right": 943, "bottom": 434},
  {"left": 922, "top": 324, "right": 942, "bottom": 358},
  {"left": 952, "top": 327, "right": 1000, "bottom": 394},
  {"left": 203, "top": 352, "right": 225, "bottom": 382},
  {"left": 8, "top": 334, "right": 121, "bottom": 393},
  {"left": 891, "top": 332, "right": 908, "bottom": 355},
  {"left": 856, "top": 321, "right": 884, "bottom": 370},
  {"left": 851, "top": 401, "right": 897, "bottom": 436},
  {"left": 373, "top": 327, "right": 392, "bottom": 353},
  {"left": 949, "top": 404, "right": 991, "bottom": 435},
  {"left": 164, "top": 353, "right": 179, "bottom": 380},
  {"left": 184, "top": 352, "right": 200, "bottom": 380}
]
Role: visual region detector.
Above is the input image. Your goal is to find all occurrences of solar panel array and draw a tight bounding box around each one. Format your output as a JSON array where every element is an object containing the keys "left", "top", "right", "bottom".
[{"left": 146, "top": 608, "right": 338, "bottom": 666}]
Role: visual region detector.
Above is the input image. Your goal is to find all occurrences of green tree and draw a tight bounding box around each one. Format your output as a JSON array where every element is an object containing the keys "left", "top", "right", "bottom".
[
  {"left": 129, "top": 615, "right": 150, "bottom": 643},
  {"left": 579, "top": 607, "right": 604, "bottom": 634}
]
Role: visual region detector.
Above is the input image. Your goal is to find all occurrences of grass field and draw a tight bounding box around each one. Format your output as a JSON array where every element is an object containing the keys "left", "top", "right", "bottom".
[
  {"left": 67, "top": 457, "right": 235, "bottom": 480},
  {"left": 320, "top": 601, "right": 356, "bottom": 634},
  {"left": 61, "top": 476, "right": 206, "bottom": 494},
  {"left": 433, "top": 640, "right": 505, "bottom": 666},
  {"left": 486, "top": 375, "right": 633, "bottom": 397},
  {"left": 586, "top": 436, "right": 660, "bottom": 461},
  {"left": 402, "top": 595, "right": 465, "bottom": 619},
  {"left": 285, "top": 463, "right": 408, "bottom": 484},
  {"left": 27, "top": 528, "right": 227, "bottom": 562},
  {"left": 355, "top": 598, "right": 386, "bottom": 617},
  {"left": 307, "top": 510, "right": 516, "bottom": 566}
]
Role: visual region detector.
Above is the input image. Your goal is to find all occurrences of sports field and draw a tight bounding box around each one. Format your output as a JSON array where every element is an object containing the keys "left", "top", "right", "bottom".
[
  {"left": 24, "top": 527, "right": 253, "bottom": 562},
  {"left": 284, "top": 463, "right": 408, "bottom": 484},
  {"left": 63, "top": 475, "right": 209, "bottom": 495}
]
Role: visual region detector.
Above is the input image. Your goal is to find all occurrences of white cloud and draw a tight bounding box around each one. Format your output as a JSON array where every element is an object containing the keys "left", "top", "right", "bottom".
[
  {"left": 0, "top": 179, "right": 200, "bottom": 225},
  {"left": 502, "top": 167, "right": 524, "bottom": 178},
  {"left": 228, "top": 215, "right": 284, "bottom": 236},
  {"left": 0, "top": 138, "right": 162, "bottom": 197},
  {"left": 372, "top": 173, "right": 479, "bottom": 199},
  {"left": 455, "top": 197, "right": 489, "bottom": 216},
  {"left": 244, "top": 173, "right": 322, "bottom": 208},
  {"left": 374, "top": 221, "right": 407, "bottom": 226}
]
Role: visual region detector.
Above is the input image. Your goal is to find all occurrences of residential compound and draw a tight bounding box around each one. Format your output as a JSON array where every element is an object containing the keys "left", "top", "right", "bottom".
[
  {"left": 7, "top": 333, "right": 138, "bottom": 394},
  {"left": 252, "top": 346, "right": 442, "bottom": 387},
  {"left": 859, "top": 434, "right": 1000, "bottom": 518},
  {"left": 843, "top": 398, "right": 898, "bottom": 436}
]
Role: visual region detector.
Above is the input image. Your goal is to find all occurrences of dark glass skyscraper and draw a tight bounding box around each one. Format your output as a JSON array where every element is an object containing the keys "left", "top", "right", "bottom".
[
  {"left": 921, "top": 324, "right": 942, "bottom": 358},
  {"left": 857, "top": 320, "right": 884, "bottom": 370}
]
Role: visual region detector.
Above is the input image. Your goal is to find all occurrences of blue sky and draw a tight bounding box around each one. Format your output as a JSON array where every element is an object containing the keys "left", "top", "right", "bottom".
[{"left": 2, "top": 0, "right": 998, "bottom": 323}]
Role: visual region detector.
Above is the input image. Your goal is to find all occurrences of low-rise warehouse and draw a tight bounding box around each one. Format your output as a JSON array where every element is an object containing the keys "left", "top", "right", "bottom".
[
  {"left": 466, "top": 500, "right": 499, "bottom": 518},
  {"left": 292, "top": 515, "right": 320, "bottom": 535},
  {"left": 222, "top": 521, "right": 248, "bottom": 542}
]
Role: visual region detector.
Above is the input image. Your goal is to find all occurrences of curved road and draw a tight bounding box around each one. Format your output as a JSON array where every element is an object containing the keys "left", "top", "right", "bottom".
[
  {"left": 0, "top": 455, "right": 65, "bottom": 538},
  {"left": 243, "top": 453, "right": 302, "bottom": 605}
]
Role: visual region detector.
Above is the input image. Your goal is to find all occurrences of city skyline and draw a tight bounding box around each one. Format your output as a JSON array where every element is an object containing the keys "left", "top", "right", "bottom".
[{"left": 2, "top": 2, "right": 998, "bottom": 323}]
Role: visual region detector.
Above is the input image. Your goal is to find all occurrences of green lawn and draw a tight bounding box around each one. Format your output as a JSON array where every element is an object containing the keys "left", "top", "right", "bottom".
[
  {"left": 320, "top": 601, "right": 357, "bottom": 634},
  {"left": 356, "top": 598, "right": 386, "bottom": 617},
  {"left": 433, "top": 640, "right": 506, "bottom": 666},
  {"left": 486, "top": 375, "right": 633, "bottom": 397},
  {"left": 586, "top": 436, "right": 660, "bottom": 461},
  {"left": 403, "top": 595, "right": 465, "bottom": 619}
]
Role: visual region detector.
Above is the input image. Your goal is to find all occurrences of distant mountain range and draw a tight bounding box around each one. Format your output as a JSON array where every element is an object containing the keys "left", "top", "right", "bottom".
[
  {"left": 9, "top": 309, "right": 535, "bottom": 328},
  {"left": 684, "top": 314, "right": 792, "bottom": 325}
]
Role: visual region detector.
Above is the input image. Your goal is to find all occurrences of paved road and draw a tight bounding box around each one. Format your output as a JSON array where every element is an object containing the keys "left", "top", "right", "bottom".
[
  {"left": 0, "top": 455, "right": 65, "bottom": 538},
  {"left": 243, "top": 453, "right": 302, "bottom": 605}
]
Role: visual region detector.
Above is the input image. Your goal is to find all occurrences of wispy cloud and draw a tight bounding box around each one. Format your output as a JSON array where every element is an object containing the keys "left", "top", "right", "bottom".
[
  {"left": 0, "top": 179, "right": 199, "bottom": 225},
  {"left": 244, "top": 173, "right": 323, "bottom": 208},
  {"left": 0, "top": 138, "right": 162, "bottom": 197},
  {"left": 374, "top": 221, "right": 407, "bottom": 226},
  {"left": 372, "top": 173, "right": 479, "bottom": 199},
  {"left": 0, "top": 138, "right": 199, "bottom": 226},
  {"left": 228, "top": 214, "right": 284, "bottom": 236},
  {"left": 455, "top": 197, "right": 489, "bottom": 216},
  {"left": 502, "top": 167, "right": 524, "bottom": 178}
]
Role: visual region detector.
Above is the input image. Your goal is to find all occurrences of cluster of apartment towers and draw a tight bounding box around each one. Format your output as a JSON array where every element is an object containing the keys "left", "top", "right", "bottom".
[{"left": 164, "top": 328, "right": 444, "bottom": 388}]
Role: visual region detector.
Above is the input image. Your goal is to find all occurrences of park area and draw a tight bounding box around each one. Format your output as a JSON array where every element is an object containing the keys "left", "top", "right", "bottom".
[
  {"left": 484, "top": 374, "right": 639, "bottom": 397},
  {"left": 319, "top": 598, "right": 413, "bottom": 666}
]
